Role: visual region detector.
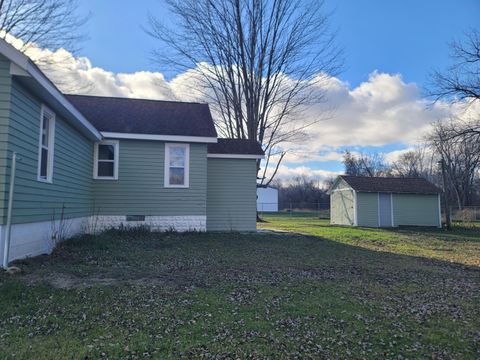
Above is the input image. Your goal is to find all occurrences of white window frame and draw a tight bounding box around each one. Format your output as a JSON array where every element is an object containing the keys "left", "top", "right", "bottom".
[
  {"left": 164, "top": 143, "right": 189, "bottom": 188},
  {"left": 37, "top": 105, "right": 55, "bottom": 183},
  {"left": 93, "top": 140, "right": 119, "bottom": 180}
]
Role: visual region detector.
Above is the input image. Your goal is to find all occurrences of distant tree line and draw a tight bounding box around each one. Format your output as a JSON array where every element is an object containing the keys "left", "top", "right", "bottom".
[
  {"left": 271, "top": 127, "right": 479, "bottom": 212},
  {"left": 272, "top": 177, "right": 330, "bottom": 210}
]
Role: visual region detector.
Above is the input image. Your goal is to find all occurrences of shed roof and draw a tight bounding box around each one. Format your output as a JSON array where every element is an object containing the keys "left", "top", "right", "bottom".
[
  {"left": 65, "top": 94, "right": 217, "bottom": 138},
  {"left": 335, "top": 175, "right": 442, "bottom": 194},
  {"left": 208, "top": 138, "right": 264, "bottom": 156}
]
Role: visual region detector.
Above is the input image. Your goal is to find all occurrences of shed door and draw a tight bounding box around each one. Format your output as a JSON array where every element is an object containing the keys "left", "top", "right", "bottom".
[{"left": 378, "top": 193, "right": 392, "bottom": 227}]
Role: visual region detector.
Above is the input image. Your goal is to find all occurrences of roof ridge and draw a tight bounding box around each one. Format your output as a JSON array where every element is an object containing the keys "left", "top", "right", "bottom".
[
  {"left": 341, "top": 175, "right": 429, "bottom": 180},
  {"left": 64, "top": 93, "right": 207, "bottom": 106},
  {"left": 217, "top": 138, "right": 259, "bottom": 141},
  {"left": 337, "top": 175, "right": 441, "bottom": 194}
]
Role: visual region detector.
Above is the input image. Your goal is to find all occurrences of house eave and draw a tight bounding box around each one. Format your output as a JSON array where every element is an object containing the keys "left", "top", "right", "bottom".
[
  {"left": 101, "top": 132, "right": 218, "bottom": 143},
  {"left": 207, "top": 153, "right": 264, "bottom": 160},
  {"left": 355, "top": 190, "right": 441, "bottom": 195},
  {"left": 0, "top": 39, "right": 101, "bottom": 141}
]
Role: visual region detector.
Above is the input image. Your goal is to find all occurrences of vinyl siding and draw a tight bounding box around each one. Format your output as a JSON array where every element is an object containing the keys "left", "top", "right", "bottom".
[
  {"left": 330, "top": 190, "right": 355, "bottom": 225},
  {"left": 0, "top": 55, "right": 12, "bottom": 221},
  {"left": 92, "top": 140, "right": 207, "bottom": 216},
  {"left": 5, "top": 78, "right": 94, "bottom": 224},
  {"left": 206, "top": 158, "right": 257, "bottom": 231},
  {"left": 356, "top": 192, "right": 379, "bottom": 227},
  {"left": 392, "top": 193, "right": 439, "bottom": 226}
]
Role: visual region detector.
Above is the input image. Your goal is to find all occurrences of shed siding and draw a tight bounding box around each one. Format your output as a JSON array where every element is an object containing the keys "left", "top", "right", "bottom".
[
  {"left": 330, "top": 190, "right": 355, "bottom": 225},
  {"left": 93, "top": 140, "right": 207, "bottom": 216},
  {"left": 392, "top": 193, "right": 439, "bottom": 226},
  {"left": 6, "top": 79, "right": 94, "bottom": 224},
  {"left": 0, "top": 55, "right": 12, "bottom": 222},
  {"left": 206, "top": 158, "right": 257, "bottom": 231},
  {"left": 356, "top": 192, "right": 379, "bottom": 227}
]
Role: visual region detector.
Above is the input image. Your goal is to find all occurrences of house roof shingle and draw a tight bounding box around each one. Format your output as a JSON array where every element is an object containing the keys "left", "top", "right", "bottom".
[
  {"left": 339, "top": 175, "right": 442, "bottom": 194},
  {"left": 65, "top": 94, "right": 217, "bottom": 138},
  {"left": 208, "top": 138, "right": 264, "bottom": 156}
]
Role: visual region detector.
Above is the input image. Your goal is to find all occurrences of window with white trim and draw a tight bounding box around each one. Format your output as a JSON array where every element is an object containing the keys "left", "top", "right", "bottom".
[
  {"left": 164, "top": 143, "right": 189, "bottom": 187},
  {"left": 94, "top": 140, "right": 119, "bottom": 179},
  {"left": 37, "top": 105, "right": 55, "bottom": 182}
]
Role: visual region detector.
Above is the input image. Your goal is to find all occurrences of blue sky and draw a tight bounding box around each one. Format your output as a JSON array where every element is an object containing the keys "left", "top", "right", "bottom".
[
  {"left": 76, "top": 0, "right": 479, "bottom": 87},
  {"left": 63, "top": 0, "right": 479, "bottom": 180}
]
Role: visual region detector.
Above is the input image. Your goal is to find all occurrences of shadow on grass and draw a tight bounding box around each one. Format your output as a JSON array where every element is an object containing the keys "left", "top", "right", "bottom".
[
  {"left": 1, "top": 228, "right": 479, "bottom": 359},
  {"left": 7, "top": 227, "right": 480, "bottom": 287},
  {"left": 259, "top": 216, "right": 480, "bottom": 268}
]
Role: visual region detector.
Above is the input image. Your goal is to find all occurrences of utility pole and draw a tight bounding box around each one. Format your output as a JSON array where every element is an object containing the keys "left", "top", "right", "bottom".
[{"left": 439, "top": 159, "right": 451, "bottom": 230}]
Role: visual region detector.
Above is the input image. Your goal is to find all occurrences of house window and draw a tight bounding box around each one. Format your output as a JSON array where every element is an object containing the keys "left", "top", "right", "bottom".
[
  {"left": 37, "top": 105, "right": 55, "bottom": 182},
  {"left": 94, "top": 140, "right": 119, "bottom": 179},
  {"left": 164, "top": 143, "right": 189, "bottom": 187}
]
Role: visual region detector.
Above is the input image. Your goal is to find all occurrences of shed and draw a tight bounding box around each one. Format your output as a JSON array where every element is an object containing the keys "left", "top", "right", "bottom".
[
  {"left": 328, "top": 176, "right": 442, "bottom": 228},
  {"left": 257, "top": 187, "right": 279, "bottom": 212}
]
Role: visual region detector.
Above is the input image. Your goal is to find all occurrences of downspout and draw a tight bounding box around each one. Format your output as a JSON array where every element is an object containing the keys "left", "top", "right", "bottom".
[
  {"left": 3, "top": 152, "right": 17, "bottom": 269},
  {"left": 437, "top": 193, "right": 442, "bottom": 228},
  {"left": 353, "top": 191, "right": 358, "bottom": 226}
]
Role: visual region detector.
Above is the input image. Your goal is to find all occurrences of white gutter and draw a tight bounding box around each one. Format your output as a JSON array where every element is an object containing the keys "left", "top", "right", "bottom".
[
  {"left": 101, "top": 132, "right": 218, "bottom": 143},
  {"left": 437, "top": 193, "right": 442, "bottom": 228},
  {"left": 353, "top": 190, "right": 358, "bottom": 226},
  {"left": 207, "top": 153, "right": 264, "bottom": 159},
  {"left": 3, "top": 152, "right": 17, "bottom": 269}
]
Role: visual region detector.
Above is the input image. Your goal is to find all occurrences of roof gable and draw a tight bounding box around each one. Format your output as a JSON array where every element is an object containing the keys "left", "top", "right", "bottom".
[
  {"left": 335, "top": 176, "right": 442, "bottom": 194},
  {"left": 65, "top": 95, "right": 217, "bottom": 139}
]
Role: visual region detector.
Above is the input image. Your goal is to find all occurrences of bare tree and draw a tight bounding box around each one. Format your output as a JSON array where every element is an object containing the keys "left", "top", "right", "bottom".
[
  {"left": 429, "top": 29, "right": 480, "bottom": 139},
  {"left": 426, "top": 29, "right": 480, "bottom": 221},
  {"left": 429, "top": 29, "right": 480, "bottom": 104},
  {"left": 389, "top": 146, "right": 438, "bottom": 181},
  {"left": 0, "top": 0, "right": 90, "bottom": 93},
  {"left": 428, "top": 119, "right": 480, "bottom": 208},
  {"left": 276, "top": 175, "right": 329, "bottom": 210},
  {"left": 0, "top": 0, "right": 88, "bottom": 53},
  {"left": 342, "top": 151, "right": 388, "bottom": 177},
  {"left": 148, "top": 0, "right": 342, "bottom": 186}
]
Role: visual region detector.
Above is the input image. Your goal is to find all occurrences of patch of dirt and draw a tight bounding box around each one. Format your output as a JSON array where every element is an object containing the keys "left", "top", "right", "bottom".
[
  {"left": 21, "top": 272, "right": 207, "bottom": 290},
  {"left": 22, "top": 273, "right": 120, "bottom": 289}
]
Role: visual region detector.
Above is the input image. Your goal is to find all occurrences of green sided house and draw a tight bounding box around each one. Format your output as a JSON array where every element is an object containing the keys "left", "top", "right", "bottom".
[
  {"left": 0, "top": 39, "right": 264, "bottom": 265},
  {"left": 328, "top": 175, "right": 442, "bottom": 228}
]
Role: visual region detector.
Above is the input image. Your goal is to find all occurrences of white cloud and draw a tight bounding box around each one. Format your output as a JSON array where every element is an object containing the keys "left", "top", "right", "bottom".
[
  {"left": 282, "top": 149, "right": 344, "bottom": 163},
  {"left": 383, "top": 148, "right": 415, "bottom": 164},
  {"left": 13, "top": 41, "right": 478, "bottom": 182},
  {"left": 272, "top": 165, "right": 341, "bottom": 185},
  {"left": 25, "top": 45, "right": 461, "bottom": 150},
  {"left": 301, "top": 72, "right": 452, "bottom": 151},
  {"left": 26, "top": 46, "right": 180, "bottom": 99}
]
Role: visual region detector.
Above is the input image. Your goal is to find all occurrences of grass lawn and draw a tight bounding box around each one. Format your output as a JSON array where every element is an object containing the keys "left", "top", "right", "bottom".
[
  {"left": 259, "top": 213, "right": 480, "bottom": 267},
  {"left": 0, "top": 219, "right": 478, "bottom": 359}
]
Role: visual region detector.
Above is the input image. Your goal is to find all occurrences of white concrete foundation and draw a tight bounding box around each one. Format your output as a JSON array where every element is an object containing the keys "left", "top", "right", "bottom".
[
  {"left": 0, "top": 216, "right": 89, "bottom": 264},
  {"left": 89, "top": 215, "right": 207, "bottom": 233},
  {"left": 0, "top": 215, "right": 206, "bottom": 266}
]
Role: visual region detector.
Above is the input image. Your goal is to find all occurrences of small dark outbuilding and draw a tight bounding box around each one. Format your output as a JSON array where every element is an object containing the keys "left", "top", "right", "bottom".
[{"left": 328, "top": 176, "right": 442, "bottom": 228}]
